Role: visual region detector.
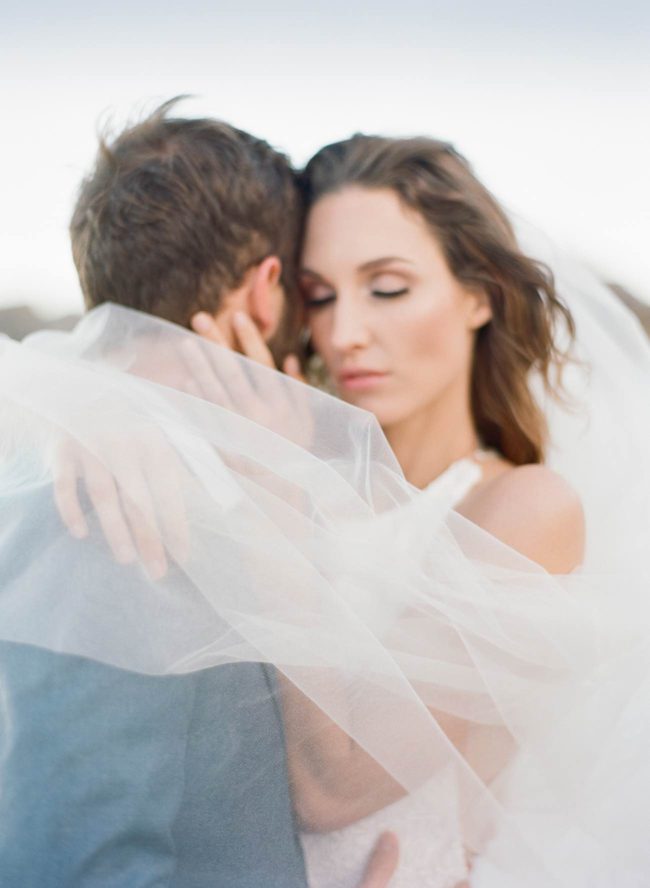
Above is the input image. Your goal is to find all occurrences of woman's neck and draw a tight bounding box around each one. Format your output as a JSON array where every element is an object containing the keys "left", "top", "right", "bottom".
[{"left": 383, "top": 383, "right": 480, "bottom": 490}]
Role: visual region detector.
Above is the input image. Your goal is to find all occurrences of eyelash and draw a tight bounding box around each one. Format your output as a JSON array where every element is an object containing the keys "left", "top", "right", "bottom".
[
  {"left": 305, "top": 287, "right": 409, "bottom": 309},
  {"left": 305, "top": 294, "right": 336, "bottom": 309},
  {"left": 371, "top": 287, "right": 409, "bottom": 299}
]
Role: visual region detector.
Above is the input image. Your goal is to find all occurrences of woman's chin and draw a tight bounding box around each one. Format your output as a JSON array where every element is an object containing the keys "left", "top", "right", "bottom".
[{"left": 338, "top": 390, "right": 405, "bottom": 428}]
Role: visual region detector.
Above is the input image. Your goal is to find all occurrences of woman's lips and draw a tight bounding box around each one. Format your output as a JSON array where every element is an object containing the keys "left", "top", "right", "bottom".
[{"left": 338, "top": 371, "right": 388, "bottom": 391}]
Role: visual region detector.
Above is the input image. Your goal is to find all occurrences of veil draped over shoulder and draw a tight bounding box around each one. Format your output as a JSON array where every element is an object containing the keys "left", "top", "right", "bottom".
[{"left": 0, "top": 236, "right": 648, "bottom": 887}]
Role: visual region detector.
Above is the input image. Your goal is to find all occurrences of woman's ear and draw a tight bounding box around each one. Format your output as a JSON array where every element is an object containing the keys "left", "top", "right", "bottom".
[
  {"left": 466, "top": 288, "right": 492, "bottom": 330},
  {"left": 248, "top": 256, "right": 284, "bottom": 341}
]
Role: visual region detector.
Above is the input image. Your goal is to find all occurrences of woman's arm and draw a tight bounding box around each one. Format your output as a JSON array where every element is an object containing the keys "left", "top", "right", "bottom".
[
  {"left": 281, "top": 465, "right": 585, "bottom": 831},
  {"left": 278, "top": 676, "right": 406, "bottom": 832}
]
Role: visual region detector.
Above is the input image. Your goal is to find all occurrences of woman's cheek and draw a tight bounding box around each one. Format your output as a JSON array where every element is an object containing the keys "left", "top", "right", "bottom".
[
  {"left": 308, "top": 316, "right": 335, "bottom": 368},
  {"left": 401, "top": 301, "right": 471, "bottom": 382},
  {"left": 399, "top": 303, "right": 451, "bottom": 355}
]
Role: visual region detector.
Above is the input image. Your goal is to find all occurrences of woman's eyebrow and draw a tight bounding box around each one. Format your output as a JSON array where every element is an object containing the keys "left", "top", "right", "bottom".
[
  {"left": 357, "top": 256, "right": 414, "bottom": 272},
  {"left": 299, "top": 267, "right": 326, "bottom": 280},
  {"left": 300, "top": 257, "right": 414, "bottom": 280}
]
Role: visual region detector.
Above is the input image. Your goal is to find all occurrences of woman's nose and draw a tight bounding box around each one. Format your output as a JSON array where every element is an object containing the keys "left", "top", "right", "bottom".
[{"left": 330, "top": 299, "right": 371, "bottom": 353}]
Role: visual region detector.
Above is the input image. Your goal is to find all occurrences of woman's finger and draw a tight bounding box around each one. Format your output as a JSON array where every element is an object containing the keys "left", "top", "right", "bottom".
[
  {"left": 190, "top": 310, "right": 257, "bottom": 407},
  {"left": 180, "top": 377, "right": 203, "bottom": 398},
  {"left": 190, "top": 311, "right": 228, "bottom": 345},
  {"left": 117, "top": 458, "right": 168, "bottom": 581},
  {"left": 232, "top": 311, "right": 276, "bottom": 368},
  {"left": 52, "top": 441, "right": 88, "bottom": 539},
  {"left": 357, "top": 832, "right": 399, "bottom": 888},
  {"left": 145, "top": 442, "right": 191, "bottom": 567},
  {"left": 192, "top": 309, "right": 273, "bottom": 411},
  {"left": 80, "top": 451, "right": 137, "bottom": 565},
  {"left": 282, "top": 353, "right": 306, "bottom": 382},
  {"left": 180, "top": 340, "right": 231, "bottom": 407},
  {"left": 216, "top": 345, "right": 258, "bottom": 411}
]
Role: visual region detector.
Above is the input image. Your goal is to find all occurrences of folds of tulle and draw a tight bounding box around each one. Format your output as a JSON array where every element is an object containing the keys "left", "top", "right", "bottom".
[{"left": 1, "top": 293, "right": 649, "bottom": 886}]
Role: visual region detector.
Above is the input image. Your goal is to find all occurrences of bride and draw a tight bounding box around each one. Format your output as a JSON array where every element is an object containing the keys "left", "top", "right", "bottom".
[
  {"left": 188, "top": 134, "right": 649, "bottom": 886},
  {"left": 284, "top": 135, "right": 581, "bottom": 885},
  {"left": 3, "top": 132, "right": 649, "bottom": 887}
]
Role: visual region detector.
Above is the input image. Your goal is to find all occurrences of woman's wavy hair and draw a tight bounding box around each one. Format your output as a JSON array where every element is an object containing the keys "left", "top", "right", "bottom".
[{"left": 300, "top": 135, "right": 575, "bottom": 465}]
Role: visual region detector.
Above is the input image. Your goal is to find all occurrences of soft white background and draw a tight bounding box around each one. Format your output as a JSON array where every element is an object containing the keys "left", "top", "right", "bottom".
[{"left": 2, "top": 0, "right": 649, "bottom": 319}]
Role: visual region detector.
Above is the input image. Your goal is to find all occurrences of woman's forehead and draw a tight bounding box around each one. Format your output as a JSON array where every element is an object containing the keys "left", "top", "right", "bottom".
[{"left": 302, "top": 187, "right": 440, "bottom": 270}]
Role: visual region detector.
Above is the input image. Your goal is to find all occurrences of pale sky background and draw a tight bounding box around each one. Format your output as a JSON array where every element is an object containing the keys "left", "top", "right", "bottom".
[{"left": 1, "top": 0, "right": 649, "bottom": 319}]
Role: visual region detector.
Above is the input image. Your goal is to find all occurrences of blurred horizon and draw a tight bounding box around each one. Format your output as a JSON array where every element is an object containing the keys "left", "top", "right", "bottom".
[{"left": 2, "top": 0, "right": 649, "bottom": 320}]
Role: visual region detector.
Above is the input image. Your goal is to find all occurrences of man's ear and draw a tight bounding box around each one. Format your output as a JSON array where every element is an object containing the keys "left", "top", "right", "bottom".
[
  {"left": 246, "top": 256, "right": 284, "bottom": 341},
  {"left": 466, "top": 287, "right": 492, "bottom": 330}
]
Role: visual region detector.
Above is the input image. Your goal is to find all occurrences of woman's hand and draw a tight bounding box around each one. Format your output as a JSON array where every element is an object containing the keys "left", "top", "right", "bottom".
[
  {"left": 357, "top": 833, "right": 399, "bottom": 888},
  {"left": 55, "top": 310, "right": 307, "bottom": 576},
  {"left": 53, "top": 422, "right": 190, "bottom": 580},
  {"left": 186, "top": 311, "right": 313, "bottom": 448},
  {"left": 190, "top": 310, "right": 303, "bottom": 380}
]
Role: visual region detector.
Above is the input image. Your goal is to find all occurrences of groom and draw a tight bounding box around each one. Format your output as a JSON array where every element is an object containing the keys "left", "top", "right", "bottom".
[{"left": 0, "top": 102, "right": 397, "bottom": 887}]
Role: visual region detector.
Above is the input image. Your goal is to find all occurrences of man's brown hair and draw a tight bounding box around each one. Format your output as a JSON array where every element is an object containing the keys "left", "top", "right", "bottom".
[{"left": 70, "top": 98, "right": 301, "bottom": 328}]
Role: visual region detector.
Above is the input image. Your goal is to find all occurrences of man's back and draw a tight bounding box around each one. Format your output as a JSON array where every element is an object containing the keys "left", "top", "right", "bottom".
[{"left": 0, "top": 481, "right": 307, "bottom": 887}]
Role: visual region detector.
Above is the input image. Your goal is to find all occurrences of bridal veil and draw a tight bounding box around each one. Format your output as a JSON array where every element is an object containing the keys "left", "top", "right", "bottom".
[{"left": 0, "top": 239, "right": 648, "bottom": 886}]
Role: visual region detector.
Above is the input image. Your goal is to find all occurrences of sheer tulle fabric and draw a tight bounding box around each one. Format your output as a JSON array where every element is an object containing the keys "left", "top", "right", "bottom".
[{"left": 0, "top": 246, "right": 648, "bottom": 885}]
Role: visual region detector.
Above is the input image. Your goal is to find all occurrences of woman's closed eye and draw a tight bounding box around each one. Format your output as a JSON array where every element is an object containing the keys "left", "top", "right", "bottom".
[
  {"left": 301, "top": 271, "right": 411, "bottom": 308},
  {"left": 302, "top": 282, "right": 336, "bottom": 309},
  {"left": 370, "top": 273, "right": 410, "bottom": 299},
  {"left": 371, "top": 286, "right": 409, "bottom": 298}
]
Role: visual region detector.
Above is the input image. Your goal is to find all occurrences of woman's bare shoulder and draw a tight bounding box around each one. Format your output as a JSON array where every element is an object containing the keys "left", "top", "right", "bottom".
[{"left": 457, "top": 463, "right": 585, "bottom": 574}]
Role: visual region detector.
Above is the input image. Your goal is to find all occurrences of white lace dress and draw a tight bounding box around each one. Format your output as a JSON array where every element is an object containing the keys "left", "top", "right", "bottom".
[{"left": 301, "top": 458, "right": 484, "bottom": 888}]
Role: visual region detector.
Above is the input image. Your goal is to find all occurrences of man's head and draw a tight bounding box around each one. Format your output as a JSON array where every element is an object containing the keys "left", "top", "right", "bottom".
[{"left": 70, "top": 98, "right": 302, "bottom": 346}]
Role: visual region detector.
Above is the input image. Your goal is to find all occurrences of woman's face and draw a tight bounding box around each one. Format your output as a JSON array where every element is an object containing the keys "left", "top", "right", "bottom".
[{"left": 300, "top": 186, "right": 491, "bottom": 430}]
